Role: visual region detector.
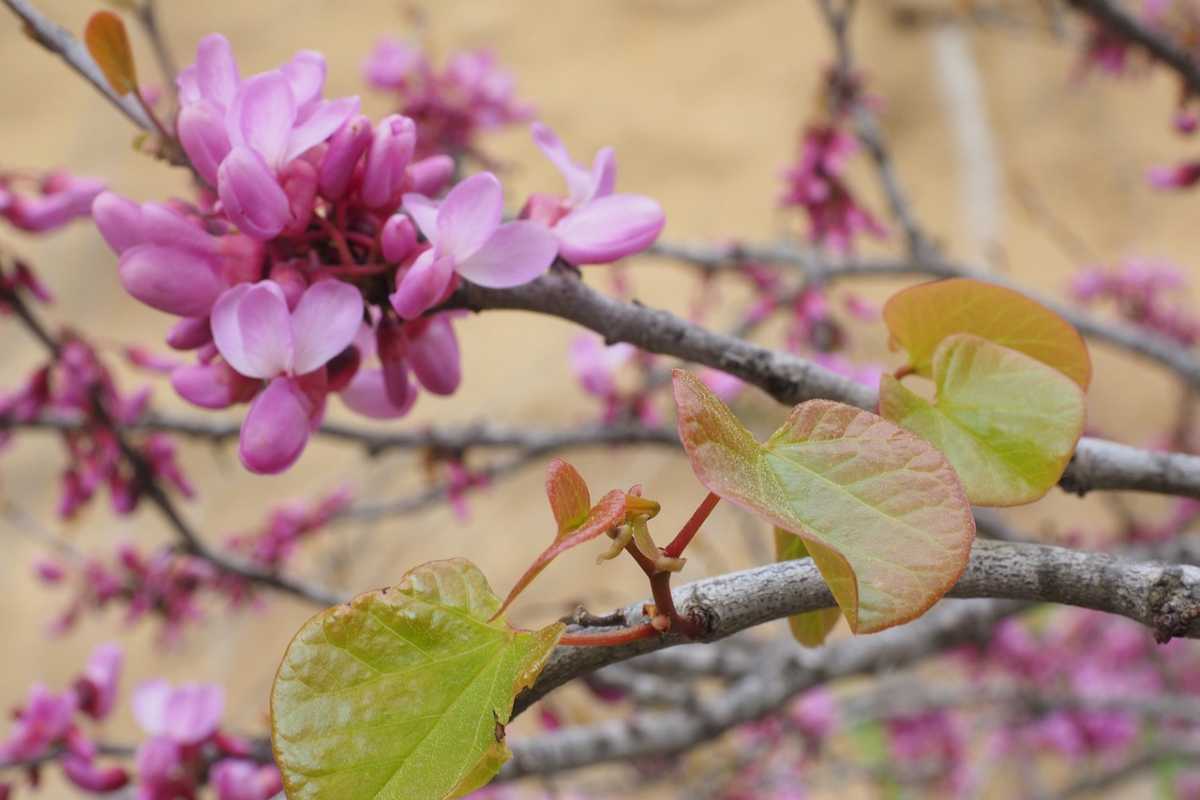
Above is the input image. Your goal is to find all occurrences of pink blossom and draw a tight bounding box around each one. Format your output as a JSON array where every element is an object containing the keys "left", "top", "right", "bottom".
[
  {"left": 525, "top": 123, "right": 665, "bottom": 265},
  {"left": 226, "top": 488, "right": 351, "bottom": 570},
  {"left": 0, "top": 684, "right": 76, "bottom": 761},
  {"left": 212, "top": 279, "right": 362, "bottom": 473},
  {"left": 569, "top": 334, "right": 635, "bottom": 398},
  {"left": 176, "top": 34, "right": 359, "bottom": 239},
  {"left": 363, "top": 40, "right": 533, "bottom": 157},
  {"left": 76, "top": 643, "right": 122, "bottom": 721},
  {"left": 781, "top": 125, "right": 886, "bottom": 252},
  {"left": 61, "top": 755, "right": 130, "bottom": 792},
  {"left": 211, "top": 759, "right": 283, "bottom": 800},
  {"left": 394, "top": 172, "right": 558, "bottom": 317},
  {"left": 92, "top": 193, "right": 262, "bottom": 318},
  {"left": 1148, "top": 161, "right": 1200, "bottom": 190},
  {"left": 133, "top": 681, "right": 224, "bottom": 745},
  {"left": 0, "top": 169, "right": 103, "bottom": 232}
]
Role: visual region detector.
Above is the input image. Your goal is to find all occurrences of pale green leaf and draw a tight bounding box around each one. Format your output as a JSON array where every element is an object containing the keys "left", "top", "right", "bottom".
[
  {"left": 879, "top": 333, "right": 1086, "bottom": 507},
  {"left": 271, "top": 559, "right": 563, "bottom": 800}
]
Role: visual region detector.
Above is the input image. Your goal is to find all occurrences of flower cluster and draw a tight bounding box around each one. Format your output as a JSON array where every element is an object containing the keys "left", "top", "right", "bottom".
[
  {"left": 94, "top": 35, "right": 665, "bottom": 474},
  {"left": 224, "top": 487, "right": 351, "bottom": 569},
  {"left": 0, "top": 333, "right": 191, "bottom": 518},
  {"left": 132, "top": 680, "right": 279, "bottom": 800},
  {"left": 0, "top": 168, "right": 103, "bottom": 233},
  {"left": 36, "top": 541, "right": 251, "bottom": 641},
  {"left": 1070, "top": 258, "right": 1200, "bottom": 345},
  {"left": 364, "top": 39, "right": 533, "bottom": 159},
  {"left": 780, "top": 125, "right": 885, "bottom": 253},
  {"left": 0, "top": 644, "right": 127, "bottom": 794}
]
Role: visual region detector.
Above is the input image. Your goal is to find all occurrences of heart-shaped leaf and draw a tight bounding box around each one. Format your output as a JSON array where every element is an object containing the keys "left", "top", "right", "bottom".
[
  {"left": 84, "top": 11, "right": 138, "bottom": 95},
  {"left": 673, "top": 370, "right": 974, "bottom": 634},
  {"left": 879, "top": 333, "right": 1086, "bottom": 506},
  {"left": 883, "top": 278, "right": 1092, "bottom": 389},
  {"left": 271, "top": 559, "right": 563, "bottom": 800},
  {"left": 494, "top": 459, "right": 627, "bottom": 618},
  {"left": 774, "top": 528, "right": 842, "bottom": 646}
]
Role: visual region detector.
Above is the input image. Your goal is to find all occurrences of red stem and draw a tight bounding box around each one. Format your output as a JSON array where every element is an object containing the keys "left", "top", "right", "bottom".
[
  {"left": 559, "top": 622, "right": 659, "bottom": 647},
  {"left": 663, "top": 491, "right": 721, "bottom": 559}
]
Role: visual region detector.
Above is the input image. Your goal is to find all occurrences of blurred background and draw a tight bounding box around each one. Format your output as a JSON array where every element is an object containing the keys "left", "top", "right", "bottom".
[{"left": 2, "top": 0, "right": 1197, "bottom": 796}]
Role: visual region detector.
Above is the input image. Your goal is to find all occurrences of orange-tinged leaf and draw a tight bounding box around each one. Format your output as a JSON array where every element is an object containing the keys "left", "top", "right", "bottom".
[
  {"left": 494, "top": 460, "right": 627, "bottom": 618},
  {"left": 774, "top": 528, "right": 842, "bottom": 646},
  {"left": 673, "top": 369, "right": 974, "bottom": 634},
  {"left": 883, "top": 278, "right": 1092, "bottom": 389},
  {"left": 545, "top": 458, "right": 591, "bottom": 532},
  {"left": 879, "top": 333, "right": 1086, "bottom": 506},
  {"left": 84, "top": 11, "right": 138, "bottom": 95}
]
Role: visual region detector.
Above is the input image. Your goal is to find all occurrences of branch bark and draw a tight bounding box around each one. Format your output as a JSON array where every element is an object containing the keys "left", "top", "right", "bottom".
[{"left": 452, "top": 270, "right": 1200, "bottom": 500}]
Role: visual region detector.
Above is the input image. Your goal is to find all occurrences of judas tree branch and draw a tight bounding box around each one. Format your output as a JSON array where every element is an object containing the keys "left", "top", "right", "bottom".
[
  {"left": 504, "top": 599, "right": 1017, "bottom": 780},
  {"left": 453, "top": 270, "right": 1200, "bottom": 500},
  {"left": 649, "top": 241, "right": 1200, "bottom": 392},
  {"left": 518, "top": 537, "right": 1200, "bottom": 722},
  {"left": 1066, "top": 0, "right": 1200, "bottom": 96},
  {"left": 1, "top": 0, "right": 153, "bottom": 130}
]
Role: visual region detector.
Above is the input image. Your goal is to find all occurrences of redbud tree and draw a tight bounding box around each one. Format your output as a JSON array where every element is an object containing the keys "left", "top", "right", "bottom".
[{"left": 3, "top": 1, "right": 1200, "bottom": 798}]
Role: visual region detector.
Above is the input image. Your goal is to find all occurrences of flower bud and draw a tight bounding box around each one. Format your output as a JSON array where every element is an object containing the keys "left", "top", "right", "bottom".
[
  {"left": 380, "top": 214, "right": 417, "bottom": 263},
  {"left": 405, "top": 155, "right": 455, "bottom": 196},
  {"left": 361, "top": 114, "right": 416, "bottom": 208},
  {"left": 118, "top": 244, "right": 224, "bottom": 317},
  {"left": 318, "top": 114, "right": 372, "bottom": 200},
  {"left": 406, "top": 316, "right": 461, "bottom": 395}
]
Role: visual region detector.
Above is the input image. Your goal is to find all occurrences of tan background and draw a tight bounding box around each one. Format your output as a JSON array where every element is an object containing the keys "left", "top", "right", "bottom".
[{"left": 0, "top": 1, "right": 1194, "bottom": 796}]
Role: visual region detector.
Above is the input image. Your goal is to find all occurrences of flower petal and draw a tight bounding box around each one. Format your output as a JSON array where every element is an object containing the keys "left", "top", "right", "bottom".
[
  {"left": 193, "top": 34, "right": 239, "bottom": 108},
  {"left": 455, "top": 220, "right": 558, "bottom": 288},
  {"left": 217, "top": 146, "right": 290, "bottom": 240},
  {"left": 402, "top": 193, "right": 439, "bottom": 243},
  {"left": 554, "top": 193, "right": 664, "bottom": 265},
  {"left": 437, "top": 172, "right": 503, "bottom": 262},
  {"left": 407, "top": 316, "right": 461, "bottom": 395},
  {"left": 282, "top": 50, "right": 326, "bottom": 112},
  {"left": 239, "top": 377, "right": 313, "bottom": 473},
  {"left": 140, "top": 203, "right": 217, "bottom": 255},
  {"left": 389, "top": 249, "right": 455, "bottom": 319},
  {"left": 589, "top": 146, "right": 616, "bottom": 201},
  {"left": 92, "top": 192, "right": 143, "bottom": 253},
  {"left": 118, "top": 244, "right": 223, "bottom": 318},
  {"left": 227, "top": 71, "right": 296, "bottom": 168},
  {"left": 285, "top": 96, "right": 360, "bottom": 163},
  {"left": 177, "top": 100, "right": 231, "bottom": 186},
  {"left": 340, "top": 368, "right": 416, "bottom": 419},
  {"left": 532, "top": 123, "right": 594, "bottom": 206},
  {"left": 290, "top": 280, "right": 364, "bottom": 375},
  {"left": 211, "top": 282, "right": 292, "bottom": 378}
]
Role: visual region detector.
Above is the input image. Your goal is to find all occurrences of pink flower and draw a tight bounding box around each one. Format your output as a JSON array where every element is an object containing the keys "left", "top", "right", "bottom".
[
  {"left": 526, "top": 123, "right": 665, "bottom": 265},
  {"left": 0, "top": 684, "right": 77, "bottom": 761},
  {"left": 76, "top": 643, "right": 122, "bottom": 721},
  {"left": 212, "top": 279, "right": 363, "bottom": 473},
  {"left": 393, "top": 172, "right": 558, "bottom": 317},
  {"left": 569, "top": 335, "right": 634, "bottom": 398},
  {"left": 134, "top": 736, "right": 192, "bottom": 800},
  {"left": 133, "top": 681, "right": 223, "bottom": 745},
  {"left": 0, "top": 170, "right": 104, "bottom": 232},
  {"left": 211, "top": 759, "right": 283, "bottom": 800},
  {"left": 1148, "top": 161, "right": 1200, "bottom": 190},
  {"left": 92, "top": 192, "right": 261, "bottom": 318},
  {"left": 61, "top": 755, "right": 129, "bottom": 792},
  {"left": 176, "top": 34, "right": 359, "bottom": 239},
  {"left": 781, "top": 125, "right": 886, "bottom": 252}
]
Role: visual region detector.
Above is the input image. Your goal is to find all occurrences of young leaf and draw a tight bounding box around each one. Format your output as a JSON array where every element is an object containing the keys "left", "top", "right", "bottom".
[
  {"left": 493, "top": 459, "right": 628, "bottom": 618},
  {"left": 673, "top": 369, "right": 974, "bottom": 634},
  {"left": 774, "top": 528, "right": 841, "bottom": 646},
  {"left": 883, "top": 278, "right": 1092, "bottom": 389},
  {"left": 879, "top": 333, "right": 1086, "bottom": 506},
  {"left": 271, "top": 559, "right": 564, "bottom": 800},
  {"left": 84, "top": 11, "right": 138, "bottom": 95}
]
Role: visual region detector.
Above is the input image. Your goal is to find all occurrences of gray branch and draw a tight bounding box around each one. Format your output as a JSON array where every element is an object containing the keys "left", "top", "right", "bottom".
[
  {"left": 453, "top": 270, "right": 1200, "bottom": 500},
  {"left": 1, "top": 0, "right": 153, "bottom": 130},
  {"left": 1067, "top": 0, "right": 1200, "bottom": 96}
]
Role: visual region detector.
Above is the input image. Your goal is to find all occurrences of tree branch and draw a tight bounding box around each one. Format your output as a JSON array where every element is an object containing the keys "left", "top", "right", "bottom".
[
  {"left": 1067, "top": 0, "right": 1200, "bottom": 96},
  {"left": 451, "top": 270, "right": 1200, "bottom": 500},
  {"left": 1, "top": 0, "right": 153, "bottom": 131}
]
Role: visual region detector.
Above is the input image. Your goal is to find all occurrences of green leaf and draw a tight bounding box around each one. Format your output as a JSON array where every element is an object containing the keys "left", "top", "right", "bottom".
[
  {"left": 879, "top": 333, "right": 1086, "bottom": 507},
  {"left": 494, "top": 459, "right": 627, "bottom": 618},
  {"left": 774, "top": 528, "right": 841, "bottom": 646},
  {"left": 271, "top": 559, "right": 564, "bottom": 800},
  {"left": 883, "top": 278, "right": 1092, "bottom": 389},
  {"left": 673, "top": 369, "right": 974, "bottom": 634}
]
